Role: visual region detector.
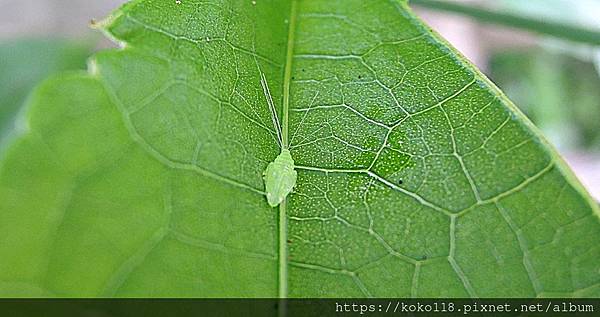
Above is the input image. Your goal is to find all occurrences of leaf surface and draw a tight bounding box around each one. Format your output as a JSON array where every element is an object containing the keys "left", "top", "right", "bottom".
[{"left": 0, "top": 0, "right": 599, "bottom": 298}]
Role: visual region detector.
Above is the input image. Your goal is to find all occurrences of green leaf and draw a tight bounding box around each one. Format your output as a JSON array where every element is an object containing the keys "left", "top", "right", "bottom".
[
  {"left": 0, "top": 0, "right": 598, "bottom": 298},
  {"left": 0, "top": 39, "right": 90, "bottom": 151}
]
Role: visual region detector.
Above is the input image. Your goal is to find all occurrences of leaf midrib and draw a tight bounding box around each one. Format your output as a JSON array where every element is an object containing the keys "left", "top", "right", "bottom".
[{"left": 278, "top": 0, "right": 298, "bottom": 300}]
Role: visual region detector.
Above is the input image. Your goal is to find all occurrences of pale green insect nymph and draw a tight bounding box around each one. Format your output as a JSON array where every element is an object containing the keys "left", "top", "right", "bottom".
[
  {"left": 260, "top": 72, "right": 298, "bottom": 207},
  {"left": 263, "top": 149, "right": 297, "bottom": 207}
]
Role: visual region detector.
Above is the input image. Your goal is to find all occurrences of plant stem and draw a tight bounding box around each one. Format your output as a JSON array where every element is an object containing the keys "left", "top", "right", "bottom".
[{"left": 411, "top": 0, "right": 600, "bottom": 46}]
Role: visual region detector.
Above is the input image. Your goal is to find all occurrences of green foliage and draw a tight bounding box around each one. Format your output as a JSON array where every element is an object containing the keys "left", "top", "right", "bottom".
[
  {"left": 0, "top": 0, "right": 598, "bottom": 298},
  {"left": 0, "top": 39, "right": 90, "bottom": 149},
  {"left": 411, "top": 0, "right": 600, "bottom": 46},
  {"left": 490, "top": 50, "right": 600, "bottom": 151}
]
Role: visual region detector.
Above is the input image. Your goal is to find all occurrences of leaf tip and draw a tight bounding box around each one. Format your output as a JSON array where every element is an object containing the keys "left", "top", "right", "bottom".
[{"left": 89, "top": 0, "right": 140, "bottom": 49}]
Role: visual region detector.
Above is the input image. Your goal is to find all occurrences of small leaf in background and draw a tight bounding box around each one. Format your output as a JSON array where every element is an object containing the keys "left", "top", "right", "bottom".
[{"left": 0, "top": 39, "right": 90, "bottom": 150}]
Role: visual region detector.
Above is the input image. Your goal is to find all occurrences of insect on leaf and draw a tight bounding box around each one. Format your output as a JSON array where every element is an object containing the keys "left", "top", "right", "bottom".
[
  {"left": 263, "top": 149, "right": 297, "bottom": 207},
  {"left": 260, "top": 73, "right": 298, "bottom": 207},
  {"left": 0, "top": 0, "right": 598, "bottom": 298}
]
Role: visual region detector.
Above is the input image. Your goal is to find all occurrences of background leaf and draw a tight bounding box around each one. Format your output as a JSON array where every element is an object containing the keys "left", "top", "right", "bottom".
[
  {"left": 0, "top": 39, "right": 90, "bottom": 152},
  {"left": 0, "top": 0, "right": 598, "bottom": 298}
]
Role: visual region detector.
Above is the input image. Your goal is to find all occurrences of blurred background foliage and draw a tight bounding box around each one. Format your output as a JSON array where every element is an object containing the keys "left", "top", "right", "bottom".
[
  {"left": 0, "top": 0, "right": 598, "bottom": 199},
  {"left": 0, "top": 39, "right": 90, "bottom": 149},
  {"left": 490, "top": 51, "right": 600, "bottom": 152}
]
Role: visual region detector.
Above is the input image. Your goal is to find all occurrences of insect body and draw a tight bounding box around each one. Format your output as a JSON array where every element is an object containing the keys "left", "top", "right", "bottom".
[
  {"left": 263, "top": 149, "right": 297, "bottom": 207},
  {"left": 260, "top": 72, "right": 297, "bottom": 207}
]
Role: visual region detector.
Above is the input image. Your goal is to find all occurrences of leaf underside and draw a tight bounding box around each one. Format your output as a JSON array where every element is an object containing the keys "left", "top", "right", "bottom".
[{"left": 0, "top": 0, "right": 598, "bottom": 298}]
